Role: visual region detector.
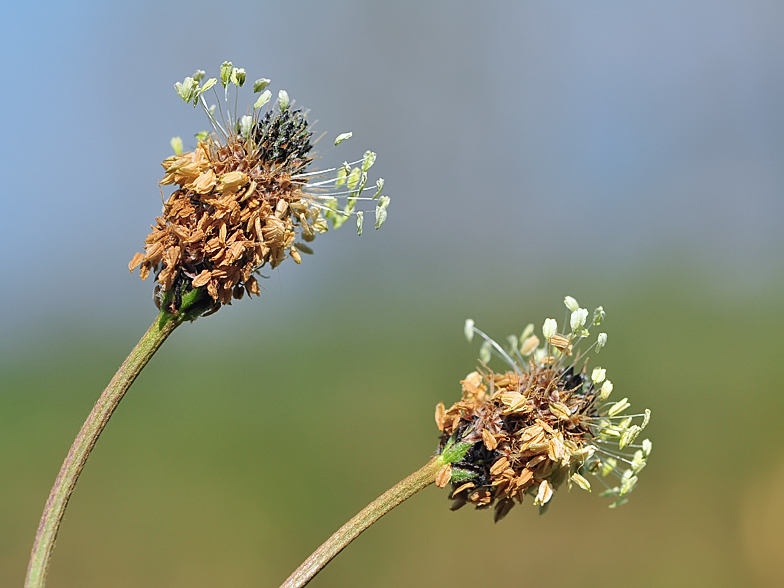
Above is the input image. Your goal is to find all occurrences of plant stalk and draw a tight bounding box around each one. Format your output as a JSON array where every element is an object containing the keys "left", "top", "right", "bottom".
[
  {"left": 280, "top": 456, "right": 444, "bottom": 588},
  {"left": 25, "top": 312, "right": 180, "bottom": 588}
]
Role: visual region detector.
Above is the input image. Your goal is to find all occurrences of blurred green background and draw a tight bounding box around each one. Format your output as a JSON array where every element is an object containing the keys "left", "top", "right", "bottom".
[{"left": 3, "top": 1, "right": 784, "bottom": 587}]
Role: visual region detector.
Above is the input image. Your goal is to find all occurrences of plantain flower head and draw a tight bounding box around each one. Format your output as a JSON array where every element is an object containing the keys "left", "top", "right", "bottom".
[
  {"left": 130, "top": 62, "right": 389, "bottom": 316},
  {"left": 434, "top": 297, "right": 652, "bottom": 520}
]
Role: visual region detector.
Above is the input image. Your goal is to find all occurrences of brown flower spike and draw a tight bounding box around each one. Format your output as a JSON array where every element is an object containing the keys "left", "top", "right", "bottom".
[
  {"left": 129, "top": 62, "right": 389, "bottom": 316},
  {"left": 435, "top": 298, "right": 652, "bottom": 520}
]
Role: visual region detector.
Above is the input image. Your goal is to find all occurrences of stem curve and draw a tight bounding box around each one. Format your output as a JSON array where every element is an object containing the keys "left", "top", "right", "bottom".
[
  {"left": 25, "top": 313, "right": 179, "bottom": 588},
  {"left": 280, "top": 456, "right": 443, "bottom": 588}
]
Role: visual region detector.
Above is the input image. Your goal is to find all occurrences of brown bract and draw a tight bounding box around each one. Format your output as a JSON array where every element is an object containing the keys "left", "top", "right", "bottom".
[
  {"left": 129, "top": 134, "right": 325, "bottom": 309},
  {"left": 436, "top": 363, "right": 598, "bottom": 520}
]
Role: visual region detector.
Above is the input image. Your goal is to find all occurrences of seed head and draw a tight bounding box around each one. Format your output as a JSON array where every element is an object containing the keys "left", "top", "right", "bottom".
[
  {"left": 129, "top": 62, "right": 390, "bottom": 316},
  {"left": 437, "top": 297, "right": 652, "bottom": 520}
]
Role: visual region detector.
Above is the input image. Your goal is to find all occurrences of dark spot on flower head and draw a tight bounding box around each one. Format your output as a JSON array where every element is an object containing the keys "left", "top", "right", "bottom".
[
  {"left": 559, "top": 365, "right": 585, "bottom": 392},
  {"left": 450, "top": 441, "right": 497, "bottom": 487},
  {"left": 252, "top": 106, "right": 314, "bottom": 174}
]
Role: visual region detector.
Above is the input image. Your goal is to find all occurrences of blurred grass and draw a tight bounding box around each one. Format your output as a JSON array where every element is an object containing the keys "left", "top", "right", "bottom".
[{"left": 3, "top": 263, "right": 784, "bottom": 588}]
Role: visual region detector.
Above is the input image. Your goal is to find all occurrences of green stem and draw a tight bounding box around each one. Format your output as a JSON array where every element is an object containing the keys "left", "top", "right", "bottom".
[
  {"left": 25, "top": 311, "right": 181, "bottom": 588},
  {"left": 279, "top": 456, "right": 445, "bottom": 588}
]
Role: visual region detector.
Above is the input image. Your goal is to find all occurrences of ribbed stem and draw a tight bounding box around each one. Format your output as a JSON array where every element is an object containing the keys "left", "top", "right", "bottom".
[
  {"left": 280, "top": 456, "right": 444, "bottom": 588},
  {"left": 25, "top": 312, "right": 180, "bottom": 588}
]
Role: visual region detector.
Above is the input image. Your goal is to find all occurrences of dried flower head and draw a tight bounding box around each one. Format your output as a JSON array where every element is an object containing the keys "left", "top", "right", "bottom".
[
  {"left": 435, "top": 297, "right": 652, "bottom": 520},
  {"left": 129, "top": 62, "right": 390, "bottom": 316}
]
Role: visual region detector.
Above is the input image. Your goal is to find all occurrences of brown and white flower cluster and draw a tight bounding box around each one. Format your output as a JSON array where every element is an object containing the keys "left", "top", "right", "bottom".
[
  {"left": 129, "top": 130, "right": 322, "bottom": 306},
  {"left": 129, "top": 62, "right": 389, "bottom": 316},
  {"left": 435, "top": 298, "right": 651, "bottom": 519}
]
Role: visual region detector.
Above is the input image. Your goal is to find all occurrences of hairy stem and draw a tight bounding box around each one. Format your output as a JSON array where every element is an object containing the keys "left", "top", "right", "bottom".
[
  {"left": 280, "top": 456, "right": 445, "bottom": 588},
  {"left": 25, "top": 312, "right": 180, "bottom": 588}
]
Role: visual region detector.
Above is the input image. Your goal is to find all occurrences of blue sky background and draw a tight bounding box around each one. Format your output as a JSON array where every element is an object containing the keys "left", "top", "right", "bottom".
[{"left": 1, "top": 0, "right": 782, "bottom": 339}]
